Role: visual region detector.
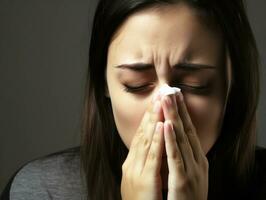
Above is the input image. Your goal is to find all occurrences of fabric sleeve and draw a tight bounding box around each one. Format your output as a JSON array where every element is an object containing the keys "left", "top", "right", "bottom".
[{"left": 9, "top": 160, "right": 51, "bottom": 200}]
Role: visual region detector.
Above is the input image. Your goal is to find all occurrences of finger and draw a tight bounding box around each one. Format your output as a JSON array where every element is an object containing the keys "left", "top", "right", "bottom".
[
  {"left": 142, "top": 122, "right": 164, "bottom": 175},
  {"left": 130, "top": 100, "right": 163, "bottom": 174},
  {"left": 162, "top": 96, "right": 195, "bottom": 170},
  {"left": 161, "top": 95, "right": 184, "bottom": 143},
  {"left": 123, "top": 102, "right": 154, "bottom": 169},
  {"left": 164, "top": 120, "right": 185, "bottom": 176},
  {"left": 175, "top": 92, "right": 204, "bottom": 162},
  {"left": 161, "top": 95, "right": 178, "bottom": 121}
]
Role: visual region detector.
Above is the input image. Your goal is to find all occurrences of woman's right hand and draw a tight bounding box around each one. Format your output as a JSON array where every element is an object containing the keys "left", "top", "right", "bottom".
[{"left": 121, "top": 100, "right": 164, "bottom": 200}]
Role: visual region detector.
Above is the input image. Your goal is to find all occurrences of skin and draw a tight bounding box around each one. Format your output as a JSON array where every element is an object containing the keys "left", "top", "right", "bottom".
[{"left": 106, "top": 2, "right": 227, "bottom": 199}]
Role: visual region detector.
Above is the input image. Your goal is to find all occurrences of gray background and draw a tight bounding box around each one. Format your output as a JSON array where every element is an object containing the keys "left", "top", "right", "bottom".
[{"left": 0, "top": 0, "right": 265, "bottom": 193}]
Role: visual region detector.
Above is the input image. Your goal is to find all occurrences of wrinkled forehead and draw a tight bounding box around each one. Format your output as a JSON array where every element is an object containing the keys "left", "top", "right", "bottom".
[{"left": 108, "top": 3, "right": 224, "bottom": 69}]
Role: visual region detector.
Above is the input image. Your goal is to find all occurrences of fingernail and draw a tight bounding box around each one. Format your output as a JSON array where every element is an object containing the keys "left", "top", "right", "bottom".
[
  {"left": 153, "top": 101, "right": 161, "bottom": 113},
  {"left": 166, "top": 120, "right": 174, "bottom": 132},
  {"left": 155, "top": 122, "right": 163, "bottom": 132}
]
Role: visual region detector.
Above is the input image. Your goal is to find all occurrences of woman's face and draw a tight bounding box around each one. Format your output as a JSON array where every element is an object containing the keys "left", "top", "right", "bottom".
[{"left": 106, "top": 3, "right": 226, "bottom": 154}]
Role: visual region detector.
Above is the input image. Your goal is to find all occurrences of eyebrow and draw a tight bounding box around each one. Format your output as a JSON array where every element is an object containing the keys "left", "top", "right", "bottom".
[
  {"left": 114, "top": 63, "right": 153, "bottom": 71},
  {"left": 114, "top": 62, "right": 216, "bottom": 71}
]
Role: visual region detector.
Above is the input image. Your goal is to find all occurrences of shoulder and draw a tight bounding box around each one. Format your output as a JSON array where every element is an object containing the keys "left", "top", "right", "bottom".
[{"left": 1, "top": 147, "right": 86, "bottom": 200}]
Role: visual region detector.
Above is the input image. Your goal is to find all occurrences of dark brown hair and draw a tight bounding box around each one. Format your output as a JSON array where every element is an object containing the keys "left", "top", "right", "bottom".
[{"left": 80, "top": 0, "right": 260, "bottom": 199}]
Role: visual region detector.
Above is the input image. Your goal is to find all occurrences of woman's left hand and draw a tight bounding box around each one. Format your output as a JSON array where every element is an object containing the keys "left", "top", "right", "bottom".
[{"left": 161, "top": 93, "right": 209, "bottom": 200}]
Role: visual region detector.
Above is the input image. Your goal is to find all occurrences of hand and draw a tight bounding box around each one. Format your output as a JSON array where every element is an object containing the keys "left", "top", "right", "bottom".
[
  {"left": 121, "top": 100, "right": 165, "bottom": 200},
  {"left": 161, "top": 93, "right": 209, "bottom": 200}
]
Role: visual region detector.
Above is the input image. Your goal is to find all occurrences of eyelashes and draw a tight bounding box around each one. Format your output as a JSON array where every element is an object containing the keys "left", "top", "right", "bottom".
[
  {"left": 123, "top": 83, "right": 210, "bottom": 93},
  {"left": 176, "top": 83, "right": 209, "bottom": 91},
  {"left": 123, "top": 83, "right": 152, "bottom": 93}
]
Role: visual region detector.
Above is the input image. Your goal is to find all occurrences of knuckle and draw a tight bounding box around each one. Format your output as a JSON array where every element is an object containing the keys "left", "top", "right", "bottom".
[
  {"left": 186, "top": 127, "right": 196, "bottom": 136},
  {"left": 136, "top": 125, "right": 144, "bottom": 135},
  {"left": 122, "top": 162, "right": 128, "bottom": 172},
  {"left": 201, "top": 157, "right": 209, "bottom": 172},
  {"left": 178, "top": 177, "right": 191, "bottom": 191},
  {"left": 170, "top": 176, "right": 190, "bottom": 192},
  {"left": 168, "top": 110, "right": 177, "bottom": 120},
  {"left": 174, "top": 158, "right": 184, "bottom": 168},
  {"left": 169, "top": 149, "right": 182, "bottom": 164},
  {"left": 175, "top": 120, "right": 184, "bottom": 131},
  {"left": 181, "top": 133, "right": 189, "bottom": 144},
  {"left": 171, "top": 149, "right": 179, "bottom": 159},
  {"left": 131, "top": 131, "right": 143, "bottom": 148},
  {"left": 140, "top": 135, "right": 150, "bottom": 149},
  {"left": 149, "top": 113, "right": 158, "bottom": 124},
  {"left": 152, "top": 132, "right": 160, "bottom": 144},
  {"left": 146, "top": 119, "right": 155, "bottom": 130},
  {"left": 130, "top": 137, "right": 138, "bottom": 148},
  {"left": 147, "top": 151, "right": 157, "bottom": 161}
]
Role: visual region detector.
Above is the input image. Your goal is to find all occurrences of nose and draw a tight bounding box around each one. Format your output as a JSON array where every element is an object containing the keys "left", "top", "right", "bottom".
[
  {"left": 152, "top": 60, "right": 184, "bottom": 102},
  {"left": 150, "top": 62, "right": 178, "bottom": 100},
  {"left": 154, "top": 66, "right": 173, "bottom": 92},
  {"left": 155, "top": 63, "right": 172, "bottom": 85}
]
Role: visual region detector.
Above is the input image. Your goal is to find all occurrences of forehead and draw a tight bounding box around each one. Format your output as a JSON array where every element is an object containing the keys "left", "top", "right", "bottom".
[
  {"left": 111, "top": 3, "right": 203, "bottom": 42},
  {"left": 108, "top": 3, "right": 223, "bottom": 67}
]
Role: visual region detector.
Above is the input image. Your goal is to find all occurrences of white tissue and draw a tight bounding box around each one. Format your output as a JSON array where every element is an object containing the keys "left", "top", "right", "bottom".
[
  {"left": 152, "top": 84, "right": 181, "bottom": 101},
  {"left": 158, "top": 84, "right": 181, "bottom": 96}
]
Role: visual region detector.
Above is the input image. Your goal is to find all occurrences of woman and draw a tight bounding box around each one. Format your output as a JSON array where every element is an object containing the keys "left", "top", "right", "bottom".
[{"left": 1, "top": 0, "right": 265, "bottom": 199}]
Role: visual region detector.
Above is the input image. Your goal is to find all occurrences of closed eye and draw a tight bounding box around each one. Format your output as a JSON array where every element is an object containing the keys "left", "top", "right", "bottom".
[
  {"left": 123, "top": 83, "right": 210, "bottom": 94},
  {"left": 177, "top": 83, "right": 209, "bottom": 90},
  {"left": 123, "top": 83, "right": 152, "bottom": 93},
  {"left": 176, "top": 83, "right": 211, "bottom": 94}
]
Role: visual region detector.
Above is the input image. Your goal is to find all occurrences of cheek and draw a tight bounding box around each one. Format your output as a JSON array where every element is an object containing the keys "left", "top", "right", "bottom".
[
  {"left": 111, "top": 96, "right": 147, "bottom": 149},
  {"left": 106, "top": 67, "right": 149, "bottom": 149},
  {"left": 184, "top": 94, "right": 224, "bottom": 154}
]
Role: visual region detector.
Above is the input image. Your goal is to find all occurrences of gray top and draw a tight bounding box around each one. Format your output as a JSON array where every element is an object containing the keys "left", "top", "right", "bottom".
[
  {"left": 4, "top": 147, "right": 266, "bottom": 200},
  {"left": 9, "top": 148, "right": 87, "bottom": 200}
]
